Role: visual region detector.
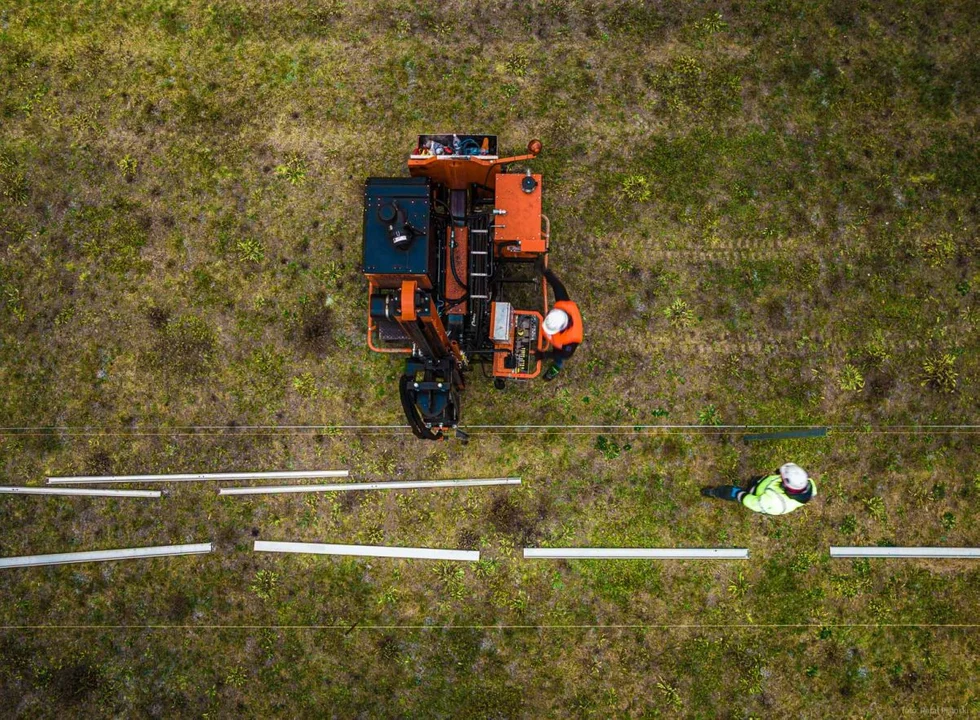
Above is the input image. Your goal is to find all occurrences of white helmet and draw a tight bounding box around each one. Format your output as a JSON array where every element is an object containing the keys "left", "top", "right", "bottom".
[
  {"left": 543, "top": 308, "right": 570, "bottom": 336},
  {"left": 779, "top": 463, "right": 809, "bottom": 491}
]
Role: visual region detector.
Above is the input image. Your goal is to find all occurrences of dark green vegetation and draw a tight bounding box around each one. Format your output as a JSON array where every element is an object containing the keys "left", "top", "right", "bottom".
[{"left": 1, "top": 0, "right": 977, "bottom": 716}]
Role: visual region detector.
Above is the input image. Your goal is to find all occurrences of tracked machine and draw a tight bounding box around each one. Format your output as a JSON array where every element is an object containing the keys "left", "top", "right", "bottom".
[{"left": 363, "top": 135, "right": 561, "bottom": 440}]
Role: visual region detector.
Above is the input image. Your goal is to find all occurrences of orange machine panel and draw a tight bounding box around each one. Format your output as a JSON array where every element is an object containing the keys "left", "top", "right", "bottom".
[
  {"left": 492, "top": 309, "right": 543, "bottom": 380},
  {"left": 365, "top": 273, "right": 432, "bottom": 291},
  {"left": 493, "top": 173, "right": 547, "bottom": 256}
]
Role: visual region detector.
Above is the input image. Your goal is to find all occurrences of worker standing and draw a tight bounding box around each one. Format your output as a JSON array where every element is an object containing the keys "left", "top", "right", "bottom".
[
  {"left": 701, "top": 463, "right": 816, "bottom": 515},
  {"left": 537, "top": 263, "right": 582, "bottom": 381}
]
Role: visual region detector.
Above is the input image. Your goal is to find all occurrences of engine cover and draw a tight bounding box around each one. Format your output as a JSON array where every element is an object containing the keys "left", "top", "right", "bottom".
[{"left": 363, "top": 176, "right": 435, "bottom": 289}]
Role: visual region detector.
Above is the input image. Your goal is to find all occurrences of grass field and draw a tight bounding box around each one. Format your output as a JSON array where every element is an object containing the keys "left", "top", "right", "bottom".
[{"left": 1, "top": 0, "right": 977, "bottom": 716}]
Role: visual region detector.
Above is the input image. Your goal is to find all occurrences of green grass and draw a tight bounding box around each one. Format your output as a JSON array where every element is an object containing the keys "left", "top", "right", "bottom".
[{"left": 0, "top": 0, "right": 977, "bottom": 716}]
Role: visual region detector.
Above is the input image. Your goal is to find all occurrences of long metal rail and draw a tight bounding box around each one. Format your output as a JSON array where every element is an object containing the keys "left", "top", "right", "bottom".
[
  {"left": 218, "top": 477, "right": 521, "bottom": 496},
  {"left": 48, "top": 470, "right": 349, "bottom": 485},
  {"left": 0, "top": 486, "right": 161, "bottom": 498},
  {"left": 0, "top": 543, "right": 213, "bottom": 569},
  {"left": 254, "top": 541, "right": 479, "bottom": 562}
]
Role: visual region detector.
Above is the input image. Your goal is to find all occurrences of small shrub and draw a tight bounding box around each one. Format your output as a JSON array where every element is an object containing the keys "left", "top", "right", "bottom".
[
  {"left": 234, "top": 348, "right": 287, "bottom": 412},
  {"left": 663, "top": 298, "right": 696, "bottom": 327},
  {"left": 724, "top": 353, "right": 742, "bottom": 378},
  {"left": 117, "top": 154, "right": 138, "bottom": 180},
  {"left": 365, "top": 524, "right": 384, "bottom": 544},
  {"left": 941, "top": 512, "right": 955, "bottom": 530},
  {"left": 292, "top": 372, "right": 319, "bottom": 399},
  {"left": 0, "top": 152, "right": 29, "bottom": 205},
  {"left": 275, "top": 154, "right": 308, "bottom": 185},
  {"left": 831, "top": 574, "right": 869, "bottom": 598},
  {"left": 692, "top": 12, "right": 727, "bottom": 37},
  {"left": 918, "top": 232, "right": 956, "bottom": 267},
  {"left": 727, "top": 569, "right": 748, "bottom": 598},
  {"left": 698, "top": 404, "right": 722, "bottom": 426},
  {"left": 430, "top": 20, "right": 453, "bottom": 36},
  {"left": 864, "top": 329, "right": 890, "bottom": 365},
  {"left": 505, "top": 50, "right": 530, "bottom": 77},
  {"left": 250, "top": 570, "right": 279, "bottom": 600},
  {"left": 616, "top": 258, "right": 638, "bottom": 274},
  {"left": 838, "top": 364, "right": 865, "bottom": 391},
  {"left": 435, "top": 562, "right": 466, "bottom": 601},
  {"left": 236, "top": 238, "right": 265, "bottom": 263},
  {"left": 863, "top": 496, "right": 886, "bottom": 522},
  {"left": 921, "top": 353, "right": 958, "bottom": 393},
  {"left": 3, "top": 283, "right": 26, "bottom": 321},
  {"left": 474, "top": 559, "right": 498, "bottom": 578},
  {"left": 791, "top": 550, "right": 821, "bottom": 573},
  {"left": 226, "top": 666, "right": 247, "bottom": 688},
  {"left": 839, "top": 514, "right": 857, "bottom": 534},
  {"left": 377, "top": 587, "right": 400, "bottom": 606},
  {"left": 620, "top": 175, "right": 651, "bottom": 203},
  {"left": 657, "top": 678, "right": 683, "bottom": 710},
  {"left": 596, "top": 435, "right": 622, "bottom": 459}
]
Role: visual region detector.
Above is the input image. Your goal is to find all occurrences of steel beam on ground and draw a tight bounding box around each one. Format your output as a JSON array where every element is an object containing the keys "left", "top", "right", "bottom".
[
  {"left": 219, "top": 477, "right": 521, "bottom": 496},
  {"left": 0, "top": 543, "right": 213, "bottom": 569},
  {"left": 523, "top": 548, "right": 749, "bottom": 559},
  {"left": 254, "top": 541, "right": 479, "bottom": 562},
  {"left": 0, "top": 486, "right": 161, "bottom": 498},
  {"left": 744, "top": 427, "right": 828, "bottom": 442},
  {"left": 48, "top": 470, "right": 349, "bottom": 485},
  {"left": 830, "top": 547, "right": 979, "bottom": 559}
]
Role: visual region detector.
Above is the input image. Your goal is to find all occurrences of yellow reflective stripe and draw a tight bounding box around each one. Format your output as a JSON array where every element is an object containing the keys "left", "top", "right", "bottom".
[
  {"left": 754, "top": 475, "right": 781, "bottom": 495},
  {"left": 760, "top": 489, "right": 788, "bottom": 515}
]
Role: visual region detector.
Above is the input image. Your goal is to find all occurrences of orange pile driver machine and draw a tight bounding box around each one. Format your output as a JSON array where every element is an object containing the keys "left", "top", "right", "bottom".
[{"left": 363, "top": 135, "right": 569, "bottom": 439}]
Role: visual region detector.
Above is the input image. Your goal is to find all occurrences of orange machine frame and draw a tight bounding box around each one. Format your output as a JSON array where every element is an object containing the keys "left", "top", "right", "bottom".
[
  {"left": 407, "top": 144, "right": 540, "bottom": 192},
  {"left": 368, "top": 140, "right": 553, "bottom": 369},
  {"left": 366, "top": 280, "right": 462, "bottom": 364}
]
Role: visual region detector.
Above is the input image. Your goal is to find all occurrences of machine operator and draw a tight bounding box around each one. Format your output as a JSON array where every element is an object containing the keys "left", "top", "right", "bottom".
[{"left": 537, "top": 263, "right": 583, "bottom": 382}]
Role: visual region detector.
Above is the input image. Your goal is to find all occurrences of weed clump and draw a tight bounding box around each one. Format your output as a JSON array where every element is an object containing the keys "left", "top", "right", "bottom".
[
  {"left": 697, "top": 404, "right": 722, "bottom": 426},
  {"left": 596, "top": 434, "right": 630, "bottom": 459},
  {"left": 292, "top": 372, "right": 319, "bottom": 399},
  {"left": 864, "top": 329, "right": 891, "bottom": 365},
  {"left": 275, "top": 153, "right": 308, "bottom": 185},
  {"left": 917, "top": 232, "right": 956, "bottom": 267},
  {"left": 250, "top": 569, "right": 279, "bottom": 600},
  {"left": 838, "top": 364, "right": 865, "bottom": 392},
  {"left": 0, "top": 151, "right": 29, "bottom": 205},
  {"left": 863, "top": 496, "right": 886, "bottom": 522},
  {"left": 116, "top": 154, "right": 138, "bottom": 180},
  {"left": 505, "top": 50, "right": 530, "bottom": 77},
  {"left": 663, "top": 298, "right": 696, "bottom": 327},
  {"left": 619, "top": 175, "right": 651, "bottom": 203},
  {"left": 920, "top": 353, "right": 958, "bottom": 393},
  {"left": 235, "top": 238, "right": 265, "bottom": 263}
]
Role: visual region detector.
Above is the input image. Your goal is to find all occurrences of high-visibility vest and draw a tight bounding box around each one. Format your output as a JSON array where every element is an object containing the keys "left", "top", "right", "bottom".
[
  {"left": 741, "top": 475, "right": 816, "bottom": 515},
  {"left": 546, "top": 300, "right": 583, "bottom": 350}
]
